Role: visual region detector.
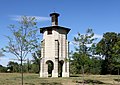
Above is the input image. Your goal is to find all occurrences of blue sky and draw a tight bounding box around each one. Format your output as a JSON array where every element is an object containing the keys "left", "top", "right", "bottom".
[{"left": 0, "top": 0, "right": 120, "bottom": 66}]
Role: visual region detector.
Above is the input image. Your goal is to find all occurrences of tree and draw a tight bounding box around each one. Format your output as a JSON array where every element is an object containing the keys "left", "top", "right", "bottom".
[
  {"left": 2, "top": 16, "right": 39, "bottom": 85},
  {"left": 112, "top": 33, "right": 120, "bottom": 83},
  {"left": 96, "top": 32, "right": 120, "bottom": 74},
  {"left": 7, "top": 61, "right": 19, "bottom": 72},
  {"left": 73, "top": 28, "right": 97, "bottom": 84},
  {"left": 89, "top": 56, "right": 102, "bottom": 74},
  {"left": 32, "top": 49, "right": 41, "bottom": 73},
  {"left": 0, "top": 64, "right": 7, "bottom": 72}
]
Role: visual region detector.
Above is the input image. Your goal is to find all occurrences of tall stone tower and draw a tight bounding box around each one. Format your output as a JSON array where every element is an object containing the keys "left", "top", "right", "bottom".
[{"left": 40, "top": 13, "right": 70, "bottom": 77}]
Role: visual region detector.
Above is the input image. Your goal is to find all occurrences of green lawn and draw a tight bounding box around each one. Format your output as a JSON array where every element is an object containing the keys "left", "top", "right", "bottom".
[{"left": 0, "top": 73, "right": 120, "bottom": 85}]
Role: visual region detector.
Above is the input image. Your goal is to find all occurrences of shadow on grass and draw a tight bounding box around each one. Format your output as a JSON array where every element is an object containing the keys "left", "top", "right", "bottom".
[
  {"left": 114, "top": 79, "right": 120, "bottom": 82},
  {"left": 85, "top": 79, "right": 105, "bottom": 84},
  {"left": 40, "top": 82, "right": 63, "bottom": 85},
  {"left": 75, "top": 79, "right": 106, "bottom": 84},
  {"left": 25, "top": 83, "right": 35, "bottom": 85},
  {"left": 25, "top": 82, "right": 62, "bottom": 85}
]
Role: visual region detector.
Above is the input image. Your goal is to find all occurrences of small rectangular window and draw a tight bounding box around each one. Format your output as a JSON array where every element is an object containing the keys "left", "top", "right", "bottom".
[{"left": 47, "top": 29, "right": 52, "bottom": 34}]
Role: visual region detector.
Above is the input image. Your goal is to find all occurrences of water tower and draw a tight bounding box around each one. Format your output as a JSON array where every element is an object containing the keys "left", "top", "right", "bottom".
[{"left": 40, "top": 13, "right": 70, "bottom": 77}]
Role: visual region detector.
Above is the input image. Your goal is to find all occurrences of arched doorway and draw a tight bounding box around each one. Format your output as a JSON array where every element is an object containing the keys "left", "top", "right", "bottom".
[
  {"left": 46, "top": 60, "right": 54, "bottom": 77},
  {"left": 59, "top": 60, "right": 64, "bottom": 77}
]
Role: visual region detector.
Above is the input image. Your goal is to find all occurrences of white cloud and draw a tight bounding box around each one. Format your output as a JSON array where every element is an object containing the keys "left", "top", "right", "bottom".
[
  {"left": 93, "top": 34, "right": 103, "bottom": 39},
  {"left": 0, "top": 57, "right": 9, "bottom": 67},
  {"left": 10, "top": 15, "right": 50, "bottom": 22}
]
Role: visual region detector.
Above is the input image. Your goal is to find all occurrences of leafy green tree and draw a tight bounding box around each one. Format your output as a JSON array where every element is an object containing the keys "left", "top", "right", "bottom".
[
  {"left": 69, "top": 51, "right": 78, "bottom": 74},
  {"left": 32, "top": 49, "right": 41, "bottom": 73},
  {"left": 22, "top": 62, "right": 31, "bottom": 73},
  {"left": 96, "top": 32, "right": 119, "bottom": 74},
  {"left": 7, "top": 61, "right": 19, "bottom": 72},
  {"left": 89, "top": 56, "right": 102, "bottom": 74},
  {"left": 0, "top": 65, "right": 7, "bottom": 72},
  {"left": 73, "top": 28, "right": 97, "bottom": 84},
  {"left": 112, "top": 34, "right": 120, "bottom": 76},
  {"left": 26, "top": 58, "right": 31, "bottom": 73},
  {"left": 2, "top": 16, "right": 39, "bottom": 85}
]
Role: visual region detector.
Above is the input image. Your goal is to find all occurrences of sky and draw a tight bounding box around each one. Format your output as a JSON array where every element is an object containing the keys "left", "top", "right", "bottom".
[{"left": 0, "top": 0, "right": 120, "bottom": 66}]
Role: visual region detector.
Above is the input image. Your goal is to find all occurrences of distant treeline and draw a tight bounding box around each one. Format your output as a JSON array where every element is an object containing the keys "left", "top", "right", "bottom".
[{"left": 0, "top": 60, "right": 39, "bottom": 73}]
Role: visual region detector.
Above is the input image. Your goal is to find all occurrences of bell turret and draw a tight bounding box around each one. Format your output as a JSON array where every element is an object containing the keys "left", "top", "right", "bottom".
[{"left": 50, "top": 13, "right": 60, "bottom": 26}]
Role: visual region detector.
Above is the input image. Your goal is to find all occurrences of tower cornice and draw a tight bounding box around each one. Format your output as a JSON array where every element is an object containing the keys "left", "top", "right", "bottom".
[{"left": 40, "top": 26, "right": 70, "bottom": 34}]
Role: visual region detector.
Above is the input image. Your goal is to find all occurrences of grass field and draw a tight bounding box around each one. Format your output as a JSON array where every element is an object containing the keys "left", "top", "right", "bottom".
[{"left": 0, "top": 73, "right": 120, "bottom": 85}]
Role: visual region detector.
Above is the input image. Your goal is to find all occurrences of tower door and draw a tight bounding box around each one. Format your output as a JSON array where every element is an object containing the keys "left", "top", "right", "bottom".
[
  {"left": 59, "top": 60, "right": 64, "bottom": 77},
  {"left": 46, "top": 60, "right": 54, "bottom": 77}
]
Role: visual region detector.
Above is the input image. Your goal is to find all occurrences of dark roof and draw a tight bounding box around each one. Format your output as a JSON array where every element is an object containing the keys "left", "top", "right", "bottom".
[
  {"left": 40, "top": 26, "right": 71, "bottom": 34},
  {"left": 50, "top": 13, "right": 60, "bottom": 17}
]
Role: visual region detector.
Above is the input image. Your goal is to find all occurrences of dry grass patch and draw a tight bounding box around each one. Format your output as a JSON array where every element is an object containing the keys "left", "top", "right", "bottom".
[{"left": 0, "top": 73, "right": 120, "bottom": 85}]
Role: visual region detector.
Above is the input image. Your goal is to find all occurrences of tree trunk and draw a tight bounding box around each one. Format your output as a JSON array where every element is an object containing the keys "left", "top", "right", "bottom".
[
  {"left": 118, "top": 68, "right": 119, "bottom": 83},
  {"left": 21, "top": 58, "right": 23, "bottom": 85},
  {"left": 81, "top": 65, "right": 84, "bottom": 85}
]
